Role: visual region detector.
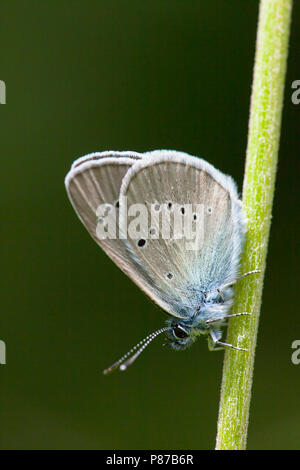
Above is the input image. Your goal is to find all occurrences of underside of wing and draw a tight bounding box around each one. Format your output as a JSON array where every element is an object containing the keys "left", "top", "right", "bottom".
[
  {"left": 119, "top": 151, "right": 245, "bottom": 318},
  {"left": 65, "top": 157, "right": 136, "bottom": 269},
  {"left": 65, "top": 153, "right": 184, "bottom": 317},
  {"left": 65, "top": 150, "right": 245, "bottom": 320},
  {"left": 71, "top": 150, "right": 143, "bottom": 170}
]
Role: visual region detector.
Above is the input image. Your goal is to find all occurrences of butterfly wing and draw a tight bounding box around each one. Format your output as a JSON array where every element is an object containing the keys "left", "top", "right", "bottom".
[
  {"left": 66, "top": 154, "right": 141, "bottom": 268},
  {"left": 70, "top": 150, "right": 142, "bottom": 170},
  {"left": 65, "top": 151, "right": 185, "bottom": 317},
  {"left": 118, "top": 150, "right": 245, "bottom": 318},
  {"left": 65, "top": 150, "right": 245, "bottom": 320}
]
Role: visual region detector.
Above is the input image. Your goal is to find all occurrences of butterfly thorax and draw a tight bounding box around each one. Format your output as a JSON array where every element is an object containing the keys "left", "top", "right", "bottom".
[{"left": 165, "top": 287, "right": 234, "bottom": 350}]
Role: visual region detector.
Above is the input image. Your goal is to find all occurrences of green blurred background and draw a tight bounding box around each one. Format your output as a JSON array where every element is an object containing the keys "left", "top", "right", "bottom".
[{"left": 1, "top": 1, "right": 299, "bottom": 450}]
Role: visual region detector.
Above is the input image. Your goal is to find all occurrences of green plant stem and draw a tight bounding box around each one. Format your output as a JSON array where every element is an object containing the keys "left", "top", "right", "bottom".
[{"left": 215, "top": 0, "right": 292, "bottom": 450}]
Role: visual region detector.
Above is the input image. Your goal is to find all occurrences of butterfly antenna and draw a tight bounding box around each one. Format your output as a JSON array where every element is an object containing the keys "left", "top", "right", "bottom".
[{"left": 103, "top": 327, "right": 168, "bottom": 375}]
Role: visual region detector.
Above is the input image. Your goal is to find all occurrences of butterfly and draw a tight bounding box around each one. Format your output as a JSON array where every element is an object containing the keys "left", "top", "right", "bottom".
[{"left": 65, "top": 150, "right": 259, "bottom": 373}]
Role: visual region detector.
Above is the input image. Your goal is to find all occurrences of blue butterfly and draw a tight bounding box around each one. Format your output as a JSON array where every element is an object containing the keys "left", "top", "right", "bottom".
[{"left": 65, "top": 150, "right": 259, "bottom": 373}]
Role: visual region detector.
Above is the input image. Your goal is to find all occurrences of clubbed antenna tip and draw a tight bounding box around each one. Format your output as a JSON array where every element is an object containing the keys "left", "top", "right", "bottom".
[{"left": 103, "top": 327, "right": 168, "bottom": 374}]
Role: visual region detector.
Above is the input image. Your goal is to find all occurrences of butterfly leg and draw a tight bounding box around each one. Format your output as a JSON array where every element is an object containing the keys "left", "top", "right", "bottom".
[
  {"left": 207, "top": 336, "right": 224, "bottom": 351},
  {"left": 206, "top": 312, "right": 251, "bottom": 324},
  {"left": 217, "top": 288, "right": 225, "bottom": 301},
  {"left": 217, "top": 270, "right": 260, "bottom": 300},
  {"left": 219, "top": 270, "right": 260, "bottom": 293},
  {"left": 207, "top": 328, "right": 224, "bottom": 351},
  {"left": 209, "top": 329, "right": 248, "bottom": 352}
]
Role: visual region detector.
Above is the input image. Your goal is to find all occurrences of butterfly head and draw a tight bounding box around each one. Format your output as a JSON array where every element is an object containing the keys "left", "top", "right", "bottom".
[
  {"left": 165, "top": 318, "right": 207, "bottom": 350},
  {"left": 165, "top": 292, "right": 233, "bottom": 350}
]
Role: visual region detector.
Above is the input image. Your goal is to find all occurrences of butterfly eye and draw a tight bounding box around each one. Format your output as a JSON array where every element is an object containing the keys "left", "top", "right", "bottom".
[{"left": 173, "top": 325, "right": 188, "bottom": 339}]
